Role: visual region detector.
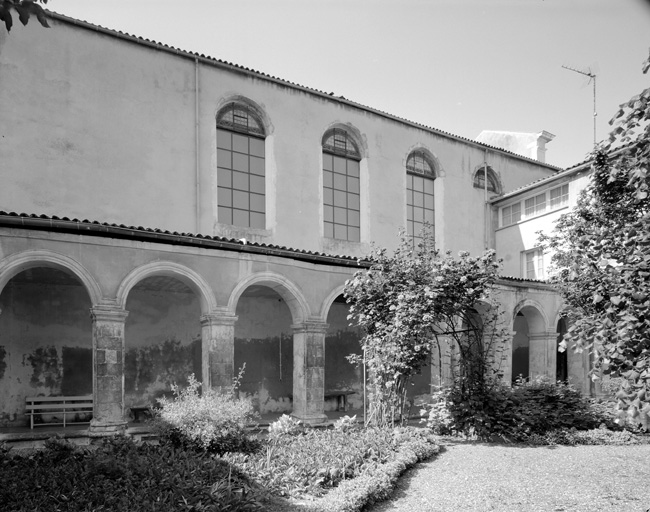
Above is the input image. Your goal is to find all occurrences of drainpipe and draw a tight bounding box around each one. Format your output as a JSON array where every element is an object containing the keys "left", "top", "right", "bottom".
[
  {"left": 483, "top": 149, "right": 488, "bottom": 250},
  {"left": 195, "top": 57, "right": 201, "bottom": 233}
]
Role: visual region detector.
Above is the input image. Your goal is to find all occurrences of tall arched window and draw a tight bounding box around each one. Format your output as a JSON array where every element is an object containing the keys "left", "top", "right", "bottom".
[
  {"left": 322, "top": 128, "right": 361, "bottom": 242},
  {"left": 216, "top": 102, "right": 266, "bottom": 229},
  {"left": 473, "top": 166, "right": 500, "bottom": 194},
  {"left": 406, "top": 151, "right": 435, "bottom": 239}
]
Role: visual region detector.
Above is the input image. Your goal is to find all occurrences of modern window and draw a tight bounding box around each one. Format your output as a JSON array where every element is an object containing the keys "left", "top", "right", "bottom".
[
  {"left": 500, "top": 182, "right": 571, "bottom": 227},
  {"left": 502, "top": 202, "right": 521, "bottom": 227},
  {"left": 524, "top": 193, "right": 546, "bottom": 217},
  {"left": 473, "top": 167, "right": 500, "bottom": 194},
  {"left": 523, "top": 248, "right": 544, "bottom": 280},
  {"left": 406, "top": 151, "right": 435, "bottom": 239},
  {"left": 323, "top": 128, "right": 361, "bottom": 242},
  {"left": 550, "top": 183, "right": 569, "bottom": 208},
  {"left": 216, "top": 103, "right": 266, "bottom": 229}
]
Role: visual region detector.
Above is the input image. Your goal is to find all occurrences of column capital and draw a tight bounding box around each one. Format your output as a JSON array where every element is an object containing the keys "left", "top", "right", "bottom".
[
  {"left": 201, "top": 313, "right": 238, "bottom": 327},
  {"left": 90, "top": 305, "right": 129, "bottom": 323},
  {"left": 291, "top": 320, "right": 329, "bottom": 335}
]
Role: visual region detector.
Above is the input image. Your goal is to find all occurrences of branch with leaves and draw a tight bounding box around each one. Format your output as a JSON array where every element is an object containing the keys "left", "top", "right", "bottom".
[
  {"left": 344, "top": 229, "right": 507, "bottom": 427},
  {"left": 541, "top": 48, "right": 650, "bottom": 430},
  {"left": 0, "top": 0, "right": 49, "bottom": 32}
]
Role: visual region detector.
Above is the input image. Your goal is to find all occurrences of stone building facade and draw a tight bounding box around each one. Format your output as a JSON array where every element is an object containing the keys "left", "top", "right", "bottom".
[{"left": 0, "top": 13, "right": 591, "bottom": 432}]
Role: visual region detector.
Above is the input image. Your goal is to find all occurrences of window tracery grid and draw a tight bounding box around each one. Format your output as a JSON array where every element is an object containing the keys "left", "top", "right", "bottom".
[
  {"left": 217, "top": 103, "right": 266, "bottom": 229},
  {"left": 406, "top": 152, "right": 435, "bottom": 241},
  {"left": 322, "top": 129, "right": 361, "bottom": 242},
  {"left": 473, "top": 167, "right": 499, "bottom": 194}
]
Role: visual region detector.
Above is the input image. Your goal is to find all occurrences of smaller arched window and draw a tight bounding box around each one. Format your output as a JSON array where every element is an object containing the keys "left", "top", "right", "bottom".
[
  {"left": 216, "top": 103, "right": 265, "bottom": 136},
  {"left": 473, "top": 167, "right": 500, "bottom": 194},
  {"left": 322, "top": 128, "right": 361, "bottom": 242},
  {"left": 216, "top": 102, "right": 266, "bottom": 229},
  {"left": 406, "top": 151, "right": 435, "bottom": 240}
]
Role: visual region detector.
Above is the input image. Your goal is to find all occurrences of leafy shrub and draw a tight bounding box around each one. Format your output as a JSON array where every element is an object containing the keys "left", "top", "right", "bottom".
[
  {"left": 0, "top": 435, "right": 263, "bottom": 511},
  {"left": 421, "top": 379, "right": 615, "bottom": 441},
  {"left": 333, "top": 414, "right": 360, "bottom": 432},
  {"left": 527, "top": 427, "right": 650, "bottom": 446},
  {"left": 267, "top": 413, "right": 302, "bottom": 439},
  {"left": 153, "top": 373, "right": 260, "bottom": 455},
  {"left": 223, "top": 426, "right": 438, "bottom": 500}
]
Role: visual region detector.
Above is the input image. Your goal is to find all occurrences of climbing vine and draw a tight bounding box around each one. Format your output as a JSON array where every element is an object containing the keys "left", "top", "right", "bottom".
[{"left": 344, "top": 230, "right": 508, "bottom": 427}]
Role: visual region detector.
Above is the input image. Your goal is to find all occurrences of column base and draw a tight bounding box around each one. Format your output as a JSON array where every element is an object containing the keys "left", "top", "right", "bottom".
[
  {"left": 291, "top": 413, "right": 328, "bottom": 426},
  {"left": 88, "top": 419, "right": 128, "bottom": 436}
]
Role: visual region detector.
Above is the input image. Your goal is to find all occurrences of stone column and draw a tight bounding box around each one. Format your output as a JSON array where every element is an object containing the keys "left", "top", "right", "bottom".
[
  {"left": 89, "top": 305, "right": 128, "bottom": 435},
  {"left": 201, "top": 313, "right": 237, "bottom": 391},
  {"left": 529, "top": 331, "right": 557, "bottom": 380},
  {"left": 292, "top": 321, "right": 328, "bottom": 425}
]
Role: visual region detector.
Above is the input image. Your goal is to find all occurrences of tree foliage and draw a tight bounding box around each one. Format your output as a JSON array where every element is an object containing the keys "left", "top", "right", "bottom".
[
  {"left": 541, "top": 49, "right": 650, "bottom": 429},
  {"left": 0, "top": 0, "right": 49, "bottom": 32},
  {"left": 344, "top": 230, "right": 508, "bottom": 427}
]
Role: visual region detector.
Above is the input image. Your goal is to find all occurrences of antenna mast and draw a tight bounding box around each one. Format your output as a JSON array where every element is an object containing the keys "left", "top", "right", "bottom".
[{"left": 562, "top": 64, "right": 597, "bottom": 147}]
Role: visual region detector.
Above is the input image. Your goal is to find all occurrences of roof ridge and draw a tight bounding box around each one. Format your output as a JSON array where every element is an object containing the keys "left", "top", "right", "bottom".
[{"left": 44, "top": 10, "right": 563, "bottom": 172}]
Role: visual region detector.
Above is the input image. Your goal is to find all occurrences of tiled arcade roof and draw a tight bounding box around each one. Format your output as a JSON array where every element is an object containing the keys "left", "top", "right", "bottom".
[{"left": 0, "top": 211, "right": 364, "bottom": 268}]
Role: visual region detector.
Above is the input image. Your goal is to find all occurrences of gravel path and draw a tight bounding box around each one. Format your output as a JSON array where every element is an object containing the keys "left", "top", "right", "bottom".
[{"left": 366, "top": 442, "right": 650, "bottom": 512}]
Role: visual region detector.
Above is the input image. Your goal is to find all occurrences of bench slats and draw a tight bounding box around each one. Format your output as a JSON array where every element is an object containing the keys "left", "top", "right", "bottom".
[{"left": 25, "top": 395, "right": 94, "bottom": 429}]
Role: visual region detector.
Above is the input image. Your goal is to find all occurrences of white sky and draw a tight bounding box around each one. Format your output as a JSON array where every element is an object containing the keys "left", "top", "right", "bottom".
[{"left": 47, "top": 0, "right": 650, "bottom": 169}]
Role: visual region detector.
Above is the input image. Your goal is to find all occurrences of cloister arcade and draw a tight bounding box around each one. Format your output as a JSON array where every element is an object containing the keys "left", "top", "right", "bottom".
[{"left": 0, "top": 235, "right": 590, "bottom": 433}]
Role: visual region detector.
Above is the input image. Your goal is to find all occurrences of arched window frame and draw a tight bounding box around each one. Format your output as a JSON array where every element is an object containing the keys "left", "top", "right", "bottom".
[
  {"left": 216, "top": 102, "right": 267, "bottom": 229},
  {"left": 322, "top": 128, "right": 362, "bottom": 242},
  {"left": 473, "top": 166, "right": 500, "bottom": 194},
  {"left": 406, "top": 150, "right": 436, "bottom": 240}
]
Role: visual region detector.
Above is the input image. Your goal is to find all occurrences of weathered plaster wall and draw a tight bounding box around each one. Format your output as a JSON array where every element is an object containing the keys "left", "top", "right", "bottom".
[
  {"left": 235, "top": 292, "right": 293, "bottom": 413},
  {"left": 495, "top": 172, "right": 591, "bottom": 277},
  {"left": 124, "top": 284, "right": 202, "bottom": 408},
  {"left": 0, "top": 274, "right": 92, "bottom": 426},
  {"left": 0, "top": 19, "right": 557, "bottom": 262}
]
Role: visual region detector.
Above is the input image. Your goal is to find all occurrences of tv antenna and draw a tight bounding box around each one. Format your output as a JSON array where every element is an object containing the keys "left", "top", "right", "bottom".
[{"left": 562, "top": 64, "right": 597, "bottom": 147}]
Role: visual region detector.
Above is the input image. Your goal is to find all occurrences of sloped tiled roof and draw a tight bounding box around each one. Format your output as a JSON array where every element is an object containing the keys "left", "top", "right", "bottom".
[
  {"left": 0, "top": 211, "right": 561, "bottom": 287},
  {"left": 491, "top": 140, "right": 640, "bottom": 203},
  {"left": 0, "top": 211, "right": 365, "bottom": 268},
  {"left": 46, "top": 11, "right": 563, "bottom": 173}
]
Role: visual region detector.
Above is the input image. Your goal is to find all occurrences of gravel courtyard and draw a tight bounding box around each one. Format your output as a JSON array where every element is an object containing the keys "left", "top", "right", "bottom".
[{"left": 367, "top": 441, "right": 650, "bottom": 512}]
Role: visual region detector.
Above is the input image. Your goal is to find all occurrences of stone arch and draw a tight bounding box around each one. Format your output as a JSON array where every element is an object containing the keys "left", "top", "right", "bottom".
[
  {"left": 321, "top": 122, "right": 367, "bottom": 159},
  {"left": 512, "top": 299, "right": 551, "bottom": 381},
  {"left": 116, "top": 261, "right": 218, "bottom": 314},
  {"left": 227, "top": 271, "right": 310, "bottom": 324},
  {"left": 215, "top": 94, "right": 273, "bottom": 135},
  {"left": 0, "top": 250, "right": 102, "bottom": 305},
  {"left": 513, "top": 299, "right": 549, "bottom": 333},
  {"left": 472, "top": 164, "right": 502, "bottom": 195},
  {"left": 319, "top": 284, "right": 348, "bottom": 322},
  {"left": 405, "top": 145, "right": 445, "bottom": 178}
]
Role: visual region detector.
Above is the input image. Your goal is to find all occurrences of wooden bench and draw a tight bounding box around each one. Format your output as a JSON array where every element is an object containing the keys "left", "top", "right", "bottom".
[
  {"left": 325, "top": 390, "right": 356, "bottom": 412},
  {"left": 25, "top": 395, "right": 93, "bottom": 429}
]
